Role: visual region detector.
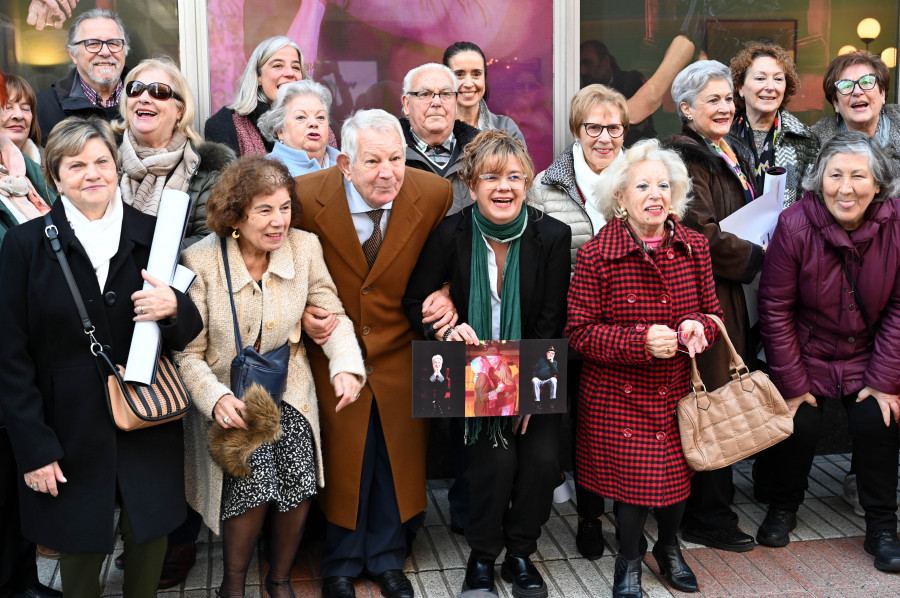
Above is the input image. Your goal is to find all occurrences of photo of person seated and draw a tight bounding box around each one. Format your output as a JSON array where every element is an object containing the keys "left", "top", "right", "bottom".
[{"left": 531, "top": 346, "right": 558, "bottom": 411}]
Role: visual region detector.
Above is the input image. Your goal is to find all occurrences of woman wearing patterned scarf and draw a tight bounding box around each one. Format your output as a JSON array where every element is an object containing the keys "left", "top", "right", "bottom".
[
  {"left": 404, "top": 131, "right": 570, "bottom": 598},
  {"left": 113, "top": 56, "right": 234, "bottom": 247},
  {"left": 664, "top": 60, "right": 764, "bottom": 555},
  {"left": 727, "top": 42, "right": 818, "bottom": 208}
]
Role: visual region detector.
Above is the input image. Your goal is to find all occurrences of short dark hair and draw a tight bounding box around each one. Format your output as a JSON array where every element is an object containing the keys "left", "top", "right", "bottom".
[
  {"left": 823, "top": 51, "right": 890, "bottom": 107},
  {"left": 730, "top": 42, "right": 800, "bottom": 110},
  {"left": 206, "top": 156, "right": 300, "bottom": 237}
]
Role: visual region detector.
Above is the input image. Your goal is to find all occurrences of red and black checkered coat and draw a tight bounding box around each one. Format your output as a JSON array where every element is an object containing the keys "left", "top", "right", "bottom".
[{"left": 566, "top": 217, "right": 722, "bottom": 506}]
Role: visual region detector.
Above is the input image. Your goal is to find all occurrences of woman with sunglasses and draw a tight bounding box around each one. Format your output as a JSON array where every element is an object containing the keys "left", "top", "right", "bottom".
[
  {"left": 812, "top": 51, "right": 900, "bottom": 168},
  {"left": 114, "top": 56, "right": 235, "bottom": 247}
]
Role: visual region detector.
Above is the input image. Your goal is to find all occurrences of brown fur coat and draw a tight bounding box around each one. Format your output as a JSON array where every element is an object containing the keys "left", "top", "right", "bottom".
[{"left": 206, "top": 383, "right": 282, "bottom": 478}]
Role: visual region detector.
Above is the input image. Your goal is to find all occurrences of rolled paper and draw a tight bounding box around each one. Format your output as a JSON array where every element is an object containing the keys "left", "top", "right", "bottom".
[{"left": 123, "top": 189, "right": 191, "bottom": 384}]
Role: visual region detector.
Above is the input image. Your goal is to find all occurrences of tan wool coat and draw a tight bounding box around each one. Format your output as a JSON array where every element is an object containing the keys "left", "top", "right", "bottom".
[
  {"left": 176, "top": 230, "right": 365, "bottom": 534},
  {"left": 296, "top": 166, "right": 453, "bottom": 530}
]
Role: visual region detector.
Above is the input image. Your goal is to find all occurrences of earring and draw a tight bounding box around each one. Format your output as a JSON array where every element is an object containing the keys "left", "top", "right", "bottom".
[
  {"left": 615, "top": 205, "right": 628, "bottom": 220},
  {"left": 687, "top": 115, "right": 693, "bottom": 121},
  {"left": 232, "top": 229, "right": 240, "bottom": 239}
]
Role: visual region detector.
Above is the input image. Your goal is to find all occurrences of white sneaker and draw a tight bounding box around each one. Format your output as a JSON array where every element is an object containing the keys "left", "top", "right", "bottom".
[{"left": 843, "top": 473, "right": 865, "bottom": 517}]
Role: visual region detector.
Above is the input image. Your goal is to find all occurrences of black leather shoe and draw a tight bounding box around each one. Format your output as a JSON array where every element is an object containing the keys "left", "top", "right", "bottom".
[
  {"left": 652, "top": 543, "right": 699, "bottom": 592},
  {"left": 612, "top": 555, "right": 642, "bottom": 598},
  {"left": 500, "top": 554, "right": 547, "bottom": 598},
  {"left": 461, "top": 555, "right": 495, "bottom": 593},
  {"left": 576, "top": 518, "right": 605, "bottom": 560},
  {"left": 371, "top": 569, "right": 413, "bottom": 598},
  {"left": 14, "top": 583, "right": 63, "bottom": 598},
  {"left": 322, "top": 576, "right": 356, "bottom": 598},
  {"left": 864, "top": 529, "right": 900, "bottom": 572},
  {"left": 682, "top": 525, "right": 755, "bottom": 552},
  {"left": 756, "top": 507, "right": 796, "bottom": 548}
]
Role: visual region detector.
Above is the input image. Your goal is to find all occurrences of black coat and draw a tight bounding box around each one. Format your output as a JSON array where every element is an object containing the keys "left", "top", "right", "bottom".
[
  {"left": 36, "top": 68, "right": 127, "bottom": 139},
  {"left": 403, "top": 205, "right": 571, "bottom": 342},
  {"left": 0, "top": 200, "right": 202, "bottom": 554}
]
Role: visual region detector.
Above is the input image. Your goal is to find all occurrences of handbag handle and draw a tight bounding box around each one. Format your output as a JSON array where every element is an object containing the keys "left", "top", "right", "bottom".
[
  {"left": 687, "top": 313, "right": 754, "bottom": 408},
  {"left": 43, "top": 212, "right": 104, "bottom": 356},
  {"left": 220, "top": 236, "right": 245, "bottom": 355}
]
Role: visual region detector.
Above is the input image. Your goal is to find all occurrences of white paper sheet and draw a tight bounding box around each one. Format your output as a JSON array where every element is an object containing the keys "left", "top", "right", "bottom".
[{"left": 124, "top": 190, "right": 191, "bottom": 384}]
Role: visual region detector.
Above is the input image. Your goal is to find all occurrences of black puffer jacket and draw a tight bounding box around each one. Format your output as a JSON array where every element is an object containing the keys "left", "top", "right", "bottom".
[{"left": 183, "top": 141, "right": 236, "bottom": 247}]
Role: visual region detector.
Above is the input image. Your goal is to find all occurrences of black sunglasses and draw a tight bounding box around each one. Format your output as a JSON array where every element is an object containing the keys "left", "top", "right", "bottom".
[{"left": 125, "top": 81, "right": 183, "bottom": 102}]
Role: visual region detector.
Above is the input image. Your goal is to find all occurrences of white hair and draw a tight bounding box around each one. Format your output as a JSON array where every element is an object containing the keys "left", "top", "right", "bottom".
[
  {"left": 340, "top": 109, "right": 405, "bottom": 164},
  {"left": 594, "top": 138, "right": 693, "bottom": 222},
  {"left": 402, "top": 63, "right": 458, "bottom": 95},
  {"left": 258, "top": 80, "right": 333, "bottom": 142}
]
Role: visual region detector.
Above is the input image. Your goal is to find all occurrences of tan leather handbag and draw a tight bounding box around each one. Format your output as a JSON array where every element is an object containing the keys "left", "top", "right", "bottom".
[{"left": 677, "top": 314, "right": 793, "bottom": 471}]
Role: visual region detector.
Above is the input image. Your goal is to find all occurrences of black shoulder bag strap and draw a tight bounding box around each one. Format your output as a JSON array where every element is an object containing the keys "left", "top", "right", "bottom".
[
  {"left": 43, "top": 212, "right": 104, "bottom": 355},
  {"left": 837, "top": 248, "right": 877, "bottom": 349},
  {"left": 220, "top": 236, "right": 245, "bottom": 353}
]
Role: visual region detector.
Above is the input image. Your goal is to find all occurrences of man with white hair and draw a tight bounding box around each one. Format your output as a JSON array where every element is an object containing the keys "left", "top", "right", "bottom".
[
  {"left": 296, "top": 109, "right": 453, "bottom": 598},
  {"left": 36, "top": 9, "right": 130, "bottom": 136},
  {"left": 400, "top": 63, "right": 480, "bottom": 214}
]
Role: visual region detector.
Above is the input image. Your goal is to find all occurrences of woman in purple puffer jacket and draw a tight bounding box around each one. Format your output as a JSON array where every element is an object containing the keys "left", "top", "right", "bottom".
[{"left": 754, "top": 131, "right": 900, "bottom": 573}]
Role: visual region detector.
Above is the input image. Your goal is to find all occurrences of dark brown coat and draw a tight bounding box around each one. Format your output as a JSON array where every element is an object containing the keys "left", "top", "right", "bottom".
[
  {"left": 296, "top": 166, "right": 453, "bottom": 529},
  {"left": 666, "top": 126, "right": 765, "bottom": 386}
]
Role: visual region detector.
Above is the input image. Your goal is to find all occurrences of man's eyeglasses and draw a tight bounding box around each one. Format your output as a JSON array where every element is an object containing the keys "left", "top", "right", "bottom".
[
  {"left": 125, "top": 81, "right": 183, "bottom": 103},
  {"left": 834, "top": 74, "right": 878, "bottom": 95},
  {"left": 73, "top": 38, "right": 125, "bottom": 53},
  {"left": 408, "top": 90, "right": 459, "bottom": 103},
  {"left": 478, "top": 173, "right": 527, "bottom": 187},
  {"left": 582, "top": 123, "right": 626, "bottom": 138}
]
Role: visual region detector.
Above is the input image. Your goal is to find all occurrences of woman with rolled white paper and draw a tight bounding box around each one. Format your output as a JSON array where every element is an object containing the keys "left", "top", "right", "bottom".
[
  {"left": 114, "top": 56, "right": 234, "bottom": 247},
  {"left": 0, "top": 117, "right": 202, "bottom": 597}
]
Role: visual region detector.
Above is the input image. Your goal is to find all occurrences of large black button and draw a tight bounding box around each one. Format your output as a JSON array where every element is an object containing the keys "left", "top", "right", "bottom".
[{"left": 104, "top": 291, "right": 117, "bottom": 306}]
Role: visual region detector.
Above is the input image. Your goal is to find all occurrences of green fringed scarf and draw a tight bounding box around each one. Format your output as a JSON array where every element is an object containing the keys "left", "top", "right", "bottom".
[{"left": 466, "top": 204, "right": 527, "bottom": 447}]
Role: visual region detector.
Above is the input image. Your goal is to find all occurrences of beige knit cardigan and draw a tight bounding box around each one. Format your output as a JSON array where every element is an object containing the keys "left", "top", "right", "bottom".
[{"left": 176, "top": 230, "right": 365, "bottom": 535}]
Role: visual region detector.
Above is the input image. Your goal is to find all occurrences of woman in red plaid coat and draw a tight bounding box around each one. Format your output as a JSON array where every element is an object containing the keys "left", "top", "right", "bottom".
[{"left": 566, "top": 139, "right": 722, "bottom": 598}]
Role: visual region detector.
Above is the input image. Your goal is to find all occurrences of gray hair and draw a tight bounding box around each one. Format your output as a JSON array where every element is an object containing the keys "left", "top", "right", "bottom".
[
  {"left": 671, "top": 60, "right": 732, "bottom": 123},
  {"left": 402, "top": 63, "right": 458, "bottom": 95},
  {"left": 258, "top": 80, "right": 333, "bottom": 142},
  {"left": 228, "top": 36, "right": 305, "bottom": 116},
  {"left": 432, "top": 355, "right": 443, "bottom": 363},
  {"left": 66, "top": 9, "right": 129, "bottom": 55},
  {"left": 341, "top": 109, "right": 405, "bottom": 164},
  {"left": 802, "top": 131, "right": 899, "bottom": 201},
  {"left": 594, "top": 138, "right": 692, "bottom": 222}
]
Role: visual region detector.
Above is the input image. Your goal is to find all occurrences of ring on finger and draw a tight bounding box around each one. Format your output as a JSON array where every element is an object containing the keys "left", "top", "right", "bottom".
[
  {"left": 223, "top": 416, "right": 230, "bottom": 424},
  {"left": 140, "top": 306, "right": 145, "bottom": 315},
  {"left": 30, "top": 482, "right": 38, "bottom": 490}
]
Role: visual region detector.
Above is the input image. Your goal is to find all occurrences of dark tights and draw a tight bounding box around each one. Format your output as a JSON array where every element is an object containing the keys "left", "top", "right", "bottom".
[
  {"left": 219, "top": 500, "right": 311, "bottom": 598},
  {"left": 616, "top": 500, "right": 686, "bottom": 560}
]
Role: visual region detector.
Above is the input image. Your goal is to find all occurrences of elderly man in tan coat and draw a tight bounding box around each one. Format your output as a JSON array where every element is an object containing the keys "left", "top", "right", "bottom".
[{"left": 296, "top": 109, "right": 453, "bottom": 598}]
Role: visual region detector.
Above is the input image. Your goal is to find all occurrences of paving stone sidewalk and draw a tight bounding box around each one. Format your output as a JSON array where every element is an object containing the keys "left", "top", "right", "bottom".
[{"left": 36, "top": 453, "right": 900, "bottom": 597}]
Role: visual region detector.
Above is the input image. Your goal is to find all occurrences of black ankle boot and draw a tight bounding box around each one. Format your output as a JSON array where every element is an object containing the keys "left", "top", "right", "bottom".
[
  {"left": 652, "top": 543, "right": 698, "bottom": 592},
  {"left": 612, "top": 554, "right": 642, "bottom": 598}
]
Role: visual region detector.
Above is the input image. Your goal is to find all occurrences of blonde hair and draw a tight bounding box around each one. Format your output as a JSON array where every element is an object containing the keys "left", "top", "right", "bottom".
[
  {"left": 114, "top": 56, "right": 201, "bottom": 144},
  {"left": 568, "top": 84, "right": 629, "bottom": 138}
]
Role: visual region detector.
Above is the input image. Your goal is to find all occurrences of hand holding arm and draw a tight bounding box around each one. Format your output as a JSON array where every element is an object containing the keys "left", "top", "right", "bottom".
[
  {"left": 302, "top": 305, "right": 338, "bottom": 345},
  {"left": 421, "top": 284, "right": 458, "bottom": 329}
]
